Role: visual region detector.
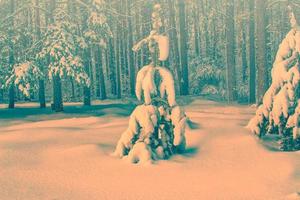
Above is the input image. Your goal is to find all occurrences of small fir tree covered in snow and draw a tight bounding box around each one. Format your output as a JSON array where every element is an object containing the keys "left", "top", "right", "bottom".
[
  {"left": 113, "top": 4, "right": 187, "bottom": 164},
  {"left": 247, "top": 6, "right": 300, "bottom": 151}
]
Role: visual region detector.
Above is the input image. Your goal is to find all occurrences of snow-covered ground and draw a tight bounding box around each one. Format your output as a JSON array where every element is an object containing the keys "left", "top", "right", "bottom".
[{"left": 0, "top": 98, "right": 299, "bottom": 200}]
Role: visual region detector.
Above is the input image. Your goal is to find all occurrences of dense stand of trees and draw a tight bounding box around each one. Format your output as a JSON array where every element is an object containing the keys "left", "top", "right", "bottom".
[{"left": 0, "top": 0, "right": 299, "bottom": 110}]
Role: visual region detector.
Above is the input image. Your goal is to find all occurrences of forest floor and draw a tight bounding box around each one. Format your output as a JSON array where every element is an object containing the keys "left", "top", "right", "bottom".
[{"left": 0, "top": 97, "right": 299, "bottom": 200}]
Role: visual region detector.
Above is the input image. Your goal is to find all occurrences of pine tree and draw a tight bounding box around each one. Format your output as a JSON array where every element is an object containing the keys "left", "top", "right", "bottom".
[
  {"left": 247, "top": 6, "right": 300, "bottom": 151},
  {"left": 113, "top": 4, "right": 187, "bottom": 164},
  {"left": 38, "top": 2, "right": 90, "bottom": 112}
]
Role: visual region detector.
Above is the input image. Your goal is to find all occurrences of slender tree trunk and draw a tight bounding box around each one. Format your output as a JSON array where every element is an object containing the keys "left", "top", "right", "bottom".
[
  {"left": 249, "top": 0, "right": 256, "bottom": 103},
  {"left": 126, "top": 0, "right": 135, "bottom": 96},
  {"left": 83, "top": 86, "right": 91, "bottom": 106},
  {"left": 8, "top": 85, "right": 15, "bottom": 109},
  {"left": 256, "top": 0, "right": 268, "bottom": 103},
  {"left": 52, "top": 75, "right": 63, "bottom": 112},
  {"left": 83, "top": 49, "right": 91, "bottom": 106},
  {"left": 225, "top": 0, "right": 237, "bottom": 102},
  {"left": 193, "top": 1, "right": 201, "bottom": 57},
  {"left": 108, "top": 38, "right": 117, "bottom": 95},
  {"left": 70, "top": 78, "right": 75, "bottom": 101},
  {"left": 200, "top": 0, "right": 210, "bottom": 58},
  {"left": 168, "top": 0, "right": 182, "bottom": 94},
  {"left": 8, "top": 0, "right": 15, "bottom": 109},
  {"left": 35, "top": 0, "right": 46, "bottom": 108},
  {"left": 178, "top": 0, "right": 189, "bottom": 95},
  {"left": 114, "top": 20, "right": 121, "bottom": 99},
  {"left": 80, "top": 7, "right": 91, "bottom": 106},
  {"left": 96, "top": 46, "right": 106, "bottom": 100},
  {"left": 241, "top": 31, "right": 248, "bottom": 82},
  {"left": 0, "top": 89, "right": 3, "bottom": 102},
  {"left": 49, "top": 0, "right": 63, "bottom": 112}
]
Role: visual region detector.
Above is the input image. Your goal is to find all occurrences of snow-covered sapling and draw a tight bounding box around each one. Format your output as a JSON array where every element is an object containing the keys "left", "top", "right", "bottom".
[{"left": 113, "top": 3, "right": 187, "bottom": 164}]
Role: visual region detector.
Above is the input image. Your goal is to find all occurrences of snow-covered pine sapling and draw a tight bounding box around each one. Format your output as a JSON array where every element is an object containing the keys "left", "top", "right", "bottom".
[
  {"left": 5, "top": 62, "right": 43, "bottom": 97},
  {"left": 113, "top": 3, "right": 187, "bottom": 164}
]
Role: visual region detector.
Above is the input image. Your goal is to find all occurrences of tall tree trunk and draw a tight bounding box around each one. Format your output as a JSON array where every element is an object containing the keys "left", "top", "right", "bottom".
[
  {"left": 8, "top": 0, "right": 15, "bottom": 109},
  {"left": 241, "top": 31, "right": 248, "bottom": 82},
  {"left": 80, "top": 8, "right": 91, "bottom": 106},
  {"left": 193, "top": 1, "right": 201, "bottom": 57},
  {"left": 225, "top": 0, "right": 237, "bottom": 102},
  {"left": 50, "top": 0, "right": 63, "bottom": 112},
  {"left": 83, "top": 47, "right": 91, "bottom": 106},
  {"left": 0, "top": 89, "right": 3, "bottom": 103},
  {"left": 168, "top": 0, "right": 182, "bottom": 94},
  {"left": 96, "top": 46, "right": 106, "bottom": 100},
  {"left": 35, "top": 0, "right": 46, "bottom": 108},
  {"left": 200, "top": 0, "right": 210, "bottom": 58},
  {"left": 178, "top": 0, "right": 189, "bottom": 95},
  {"left": 108, "top": 38, "right": 117, "bottom": 95},
  {"left": 52, "top": 75, "right": 63, "bottom": 112},
  {"left": 114, "top": 21, "right": 121, "bottom": 98},
  {"left": 241, "top": 0, "right": 248, "bottom": 83},
  {"left": 126, "top": 0, "right": 135, "bottom": 96},
  {"left": 83, "top": 49, "right": 91, "bottom": 106},
  {"left": 256, "top": 0, "right": 268, "bottom": 103},
  {"left": 249, "top": 0, "right": 256, "bottom": 103}
]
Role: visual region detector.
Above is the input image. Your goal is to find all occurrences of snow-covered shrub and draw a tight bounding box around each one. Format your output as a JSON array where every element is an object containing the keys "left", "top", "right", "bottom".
[
  {"left": 5, "top": 62, "right": 42, "bottom": 97},
  {"left": 189, "top": 58, "right": 225, "bottom": 97},
  {"left": 200, "top": 85, "right": 219, "bottom": 96},
  {"left": 237, "top": 83, "right": 249, "bottom": 103}
]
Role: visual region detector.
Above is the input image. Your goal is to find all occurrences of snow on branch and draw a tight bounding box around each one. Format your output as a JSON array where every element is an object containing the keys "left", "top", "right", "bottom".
[
  {"left": 5, "top": 62, "right": 43, "bottom": 97},
  {"left": 288, "top": 5, "right": 298, "bottom": 29}
]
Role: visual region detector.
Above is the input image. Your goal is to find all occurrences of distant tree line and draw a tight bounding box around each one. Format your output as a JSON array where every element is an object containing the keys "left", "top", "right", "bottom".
[{"left": 0, "top": 0, "right": 299, "bottom": 111}]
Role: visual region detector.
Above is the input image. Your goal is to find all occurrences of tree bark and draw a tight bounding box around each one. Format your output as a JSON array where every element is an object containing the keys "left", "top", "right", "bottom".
[
  {"left": 114, "top": 18, "right": 122, "bottom": 99},
  {"left": 126, "top": 0, "right": 135, "bottom": 96},
  {"left": 50, "top": 0, "right": 63, "bottom": 112},
  {"left": 96, "top": 46, "right": 106, "bottom": 100},
  {"left": 225, "top": 0, "right": 237, "bottom": 102},
  {"left": 256, "top": 0, "right": 268, "bottom": 103},
  {"left": 8, "top": 0, "right": 15, "bottom": 109},
  {"left": 168, "top": 0, "right": 182, "bottom": 94},
  {"left": 249, "top": 0, "right": 256, "bottom": 103},
  {"left": 178, "top": 0, "right": 189, "bottom": 95},
  {"left": 52, "top": 75, "right": 63, "bottom": 112},
  {"left": 35, "top": 0, "right": 46, "bottom": 108}
]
